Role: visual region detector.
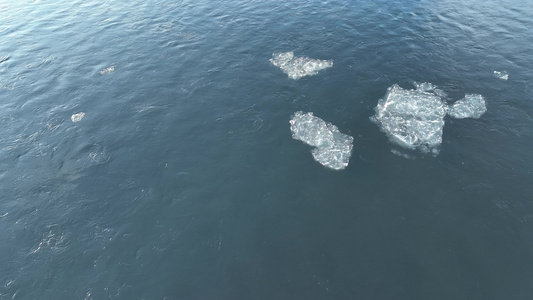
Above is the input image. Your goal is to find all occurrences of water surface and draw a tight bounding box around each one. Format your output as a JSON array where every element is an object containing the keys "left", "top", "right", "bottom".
[{"left": 1, "top": 0, "right": 532, "bottom": 299}]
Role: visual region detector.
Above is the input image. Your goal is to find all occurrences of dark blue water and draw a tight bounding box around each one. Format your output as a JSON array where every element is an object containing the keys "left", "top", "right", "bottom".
[{"left": 1, "top": 0, "right": 532, "bottom": 299}]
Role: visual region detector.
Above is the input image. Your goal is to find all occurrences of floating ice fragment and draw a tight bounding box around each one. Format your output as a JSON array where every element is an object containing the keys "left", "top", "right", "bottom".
[
  {"left": 87, "top": 143, "right": 110, "bottom": 164},
  {"left": 391, "top": 149, "right": 413, "bottom": 159},
  {"left": 447, "top": 94, "right": 486, "bottom": 119},
  {"left": 100, "top": 66, "right": 115, "bottom": 75},
  {"left": 71, "top": 112, "right": 85, "bottom": 122},
  {"left": 372, "top": 83, "right": 488, "bottom": 155},
  {"left": 290, "top": 111, "right": 353, "bottom": 170},
  {"left": 270, "top": 52, "right": 333, "bottom": 80},
  {"left": 493, "top": 70, "right": 508, "bottom": 80},
  {"left": 371, "top": 83, "right": 447, "bottom": 154}
]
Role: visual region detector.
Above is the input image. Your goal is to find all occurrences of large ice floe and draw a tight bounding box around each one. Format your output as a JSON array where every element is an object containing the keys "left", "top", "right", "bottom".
[
  {"left": 372, "top": 83, "right": 487, "bottom": 155},
  {"left": 290, "top": 111, "right": 353, "bottom": 170},
  {"left": 270, "top": 52, "right": 333, "bottom": 80}
]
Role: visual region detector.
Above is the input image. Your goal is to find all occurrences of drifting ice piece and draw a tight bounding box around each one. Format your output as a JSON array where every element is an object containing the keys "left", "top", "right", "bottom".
[
  {"left": 447, "top": 94, "right": 487, "bottom": 119},
  {"left": 270, "top": 52, "right": 333, "bottom": 80},
  {"left": 372, "top": 83, "right": 447, "bottom": 154},
  {"left": 493, "top": 70, "right": 509, "bottom": 80},
  {"left": 100, "top": 66, "right": 115, "bottom": 75},
  {"left": 71, "top": 112, "right": 85, "bottom": 122},
  {"left": 372, "top": 83, "right": 488, "bottom": 155},
  {"left": 290, "top": 111, "right": 353, "bottom": 170}
]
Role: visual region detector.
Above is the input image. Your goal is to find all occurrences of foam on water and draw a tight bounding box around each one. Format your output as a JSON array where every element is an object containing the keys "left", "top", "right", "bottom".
[
  {"left": 270, "top": 52, "right": 333, "bottom": 80},
  {"left": 289, "top": 111, "right": 353, "bottom": 170},
  {"left": 447, "top": 94, "right": 487, "bottom": 119},
  {"left": 372, "top": 83, "right": 487, "bottom": 155}
]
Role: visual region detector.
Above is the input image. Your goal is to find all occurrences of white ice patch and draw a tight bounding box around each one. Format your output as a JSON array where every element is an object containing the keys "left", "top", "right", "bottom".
[
  {"left": 100, "top": 66, "right": 115, "bottom": 75},
  {"left": 290, "top": 111, "right": 353, "bottom": 170},
  {"left": 493, "top": 70, "right": 509, "bottom": 80},
  {"left": 447, "top": 94, "right": 487, "bottom": 119},
  {"left": 372, "top": 83, "right": 447, "bottom": 154},
  {"left": 372, "top": 83, "right": 487, "bottom": 155},
  {"left": 270, "top": 52, "right": 333, "bottom": 80},
  {"left": 71, "top": 112, "right": 85, "bottom": 122}
]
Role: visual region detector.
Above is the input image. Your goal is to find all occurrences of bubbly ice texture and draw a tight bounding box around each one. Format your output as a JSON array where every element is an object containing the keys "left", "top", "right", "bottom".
[
  {"left": 447, "top": 94, "right": 487, "bottom": 119},
  {"left": 290, "top": 111, "right": 353, "bottom": 170},
  {"left": 372, "top": 83, "right": 487, "bottom": 154},
  {"left": 372, "top": 83, "right": 447, "bottom": 154},
  {"left": 493, "top": 70, "right": 509, "bottom": 80},
  {"left": 270, "top": 52, "right": 333, "bottom": 80}
]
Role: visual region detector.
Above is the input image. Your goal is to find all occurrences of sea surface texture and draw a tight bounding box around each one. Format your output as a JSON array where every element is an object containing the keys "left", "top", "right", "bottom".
[{"left": 1, "top": 0, "right": 532, "bottom": 299}]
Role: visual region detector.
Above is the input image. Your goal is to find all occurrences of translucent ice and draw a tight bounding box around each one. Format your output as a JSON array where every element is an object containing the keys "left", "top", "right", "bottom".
[
  {"left": 290, "top": 111, "right": 353, "bottom": 170},
  {"left": 372, "top": 83, "right": 487, "bottom": 155},
  {"left": 270, "top": 52, "right": 333, "bottom": 80},
  {"left": 493, "top": 70, "right": 509, "bottom": 80},
  {"left": 372, "top": 83, "right": 447, "bottom": 154},
  {"left": 71, "top": 112, "right": 85, "bottom": 122},
  {"left": 447, "top": 94, "right": 487, "bottom": 119},
  {"left": 100, "top": 66, "right": 115, "bottom": 75}
]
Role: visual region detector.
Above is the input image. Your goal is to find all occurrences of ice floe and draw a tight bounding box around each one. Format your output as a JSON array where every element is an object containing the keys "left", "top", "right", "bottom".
[
  {"left": 290, "top": 111, "right": 353, "bottom": 170},
  {"left": 493, "top": 70, "right": 509, "bottom": 80},
  {"left": 372, "top": 83, "right": 447, "bottom": 154},
  {"left": 372, "top": 83, "right": 487, "bottom": 154},
  {"left": 270, "top": 52, "right": 333, "bottom": 80},
  {"left": 71, "top": 112, "right": 85, "bottom": 122},
  {"left": 100, "top": 66, "right": 115, "bottom": 75},
  {"left": 447, "top": 94, "right": 486, "bottom": 119}
]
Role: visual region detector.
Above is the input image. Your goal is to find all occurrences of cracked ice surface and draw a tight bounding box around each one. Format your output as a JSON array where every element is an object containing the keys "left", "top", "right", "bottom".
[
  {"left": 372, "top": 83, "right": 448, "bottom": 154},
  {"left": 270, "top": 52, "right": 333, "bottom": 80},
  {"left": 290, "top": 111, "right": 353, "bottom": 170},
  {"left": 447, "top": 94, "right": 487, "bottom": 119},
  {"left": 372, "top": 83, "right": 487, "bottom": 155}
]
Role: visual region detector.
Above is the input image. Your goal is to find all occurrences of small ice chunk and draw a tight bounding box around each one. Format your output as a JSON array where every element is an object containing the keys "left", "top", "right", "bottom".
[
  {"left": 100, "top": 66, "right": 115, "bottom": 75},
  {"left": 270, "top": 52, "right": 333, "bottom": 80},
  {"left": 290, "top": 111, "right": 353, "bottom": 170},
  {"left": 447, "top": 94, "right": 486, "bottom": 119},
  {"left": 493, "top": 70, "right": 508, "bottom": 80},
  {"left": 391, "top": 149, "right": 413, "bottom": 159},
  {"left": 371, "top": 83, "right": 447, "bottom": 154},
  {"left": 71, "top": 112, "right": 85, "bottom": 122}
]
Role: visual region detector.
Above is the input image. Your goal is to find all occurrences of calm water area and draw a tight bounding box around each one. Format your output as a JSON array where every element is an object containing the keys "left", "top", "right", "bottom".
[{"left": 1, "top": 0, "right": 532, "bottom": 299}]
